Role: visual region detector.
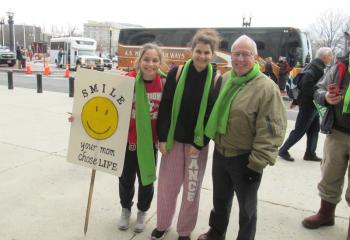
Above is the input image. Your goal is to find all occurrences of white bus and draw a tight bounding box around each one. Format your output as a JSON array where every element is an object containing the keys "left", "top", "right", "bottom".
[{"left": 49, "top": 37, "right": 104, "bottom": 71}]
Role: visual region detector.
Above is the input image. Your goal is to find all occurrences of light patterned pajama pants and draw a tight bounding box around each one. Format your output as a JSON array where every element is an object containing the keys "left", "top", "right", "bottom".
[{"left": 156, "top": 141, "right": 209, "bottom": 237}]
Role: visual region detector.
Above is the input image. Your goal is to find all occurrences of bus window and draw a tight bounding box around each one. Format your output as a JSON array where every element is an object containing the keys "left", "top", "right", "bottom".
[
  {"left": 75, "top": 40, "right": 94, "bottom": 45},
  {"left": 256, "top": 41, "right": 265, "bottom": 50},
  {"left": 118, "top": 27, "right": 310, "bottom": 73},
  {"left": 219, "top": 41, "right": 229, "bottom": 51},
  {"left": 130, "top": 33, "right": 156, "bottom": 45}
]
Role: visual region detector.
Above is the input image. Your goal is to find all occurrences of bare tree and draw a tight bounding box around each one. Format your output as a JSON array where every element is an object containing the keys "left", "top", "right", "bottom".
[
  {"left": 50, "top": 24, "right": 82, "bottom": 38},
  {"left": 308, "top": 9, "right": 350, "bottom": 56},
  {"left": 66, "top": 24, "right": 81, "bottom": 37}
]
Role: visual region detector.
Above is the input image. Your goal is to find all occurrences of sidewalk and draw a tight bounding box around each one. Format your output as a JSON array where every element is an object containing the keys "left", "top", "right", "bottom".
[{"left": 0, "top": 86, "right": 348, "bottom": 240}]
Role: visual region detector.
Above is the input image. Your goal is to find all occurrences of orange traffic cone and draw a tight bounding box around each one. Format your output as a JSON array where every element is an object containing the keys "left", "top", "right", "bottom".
[
  {"left": 65, "top": 64, "right": 70, "bottom": 78},
  {"left": 25, "top": 64, "right": 32, "bottom": 74},
  {"left": 43, "top": 65, "right": 50, "bottom": 76}
]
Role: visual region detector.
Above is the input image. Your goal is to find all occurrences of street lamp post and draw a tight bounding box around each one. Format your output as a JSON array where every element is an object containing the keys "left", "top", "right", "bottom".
[
  {"left": 242, "top": 16, "right": 252, "bottom": 28},
  {"left": 6, "top": 10, "right": 14, "bottom": 51},
  {"left": 33, "top": 25, "right": 36, "bottom": 42},
  {"left": 109, "top": 27, "right": 112, "bottom": 59},
  {"left": 23, "top": 24, "right": 26, "bottom": 49},
  {"left": 0, "top": 17, "right": 4, "bottom": 46}
]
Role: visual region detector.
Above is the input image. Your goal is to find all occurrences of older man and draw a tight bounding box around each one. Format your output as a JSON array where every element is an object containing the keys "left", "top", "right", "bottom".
[
  {"left": 279, "top": 47, "right": 334, "bottom": 162},
  {"left": 198, "top": 35, "right": 287, "bottom": 240}
]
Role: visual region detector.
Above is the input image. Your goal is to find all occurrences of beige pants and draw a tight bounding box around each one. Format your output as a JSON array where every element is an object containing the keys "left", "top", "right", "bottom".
[{"left": 318, "top": 129, "right": 350, "bottom": 205}]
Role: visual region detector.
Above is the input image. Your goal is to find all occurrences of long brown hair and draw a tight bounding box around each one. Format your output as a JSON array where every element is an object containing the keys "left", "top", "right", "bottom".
[{"left": 191, "top": 29, "right": 221, "bottom": 52}]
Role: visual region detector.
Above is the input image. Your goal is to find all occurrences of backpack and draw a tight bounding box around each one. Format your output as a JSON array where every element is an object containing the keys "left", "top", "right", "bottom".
[{"left": 286, "top": 72, "right": 304, "bottom": 100}]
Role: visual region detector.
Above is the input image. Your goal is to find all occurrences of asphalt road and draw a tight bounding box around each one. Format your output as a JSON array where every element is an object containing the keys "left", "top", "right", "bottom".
[{"left": 0, "top": 72, "right": 299, "bottom": 121}]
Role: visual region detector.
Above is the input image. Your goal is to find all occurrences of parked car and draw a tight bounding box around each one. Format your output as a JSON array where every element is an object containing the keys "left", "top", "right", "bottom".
[
  {"left": 0, "top": 46, "right": 16, "bottom": 67},
  {"left": 103, "top": 58, "right": 112, "bottom": 69},
  {"left": 75, "top": 55, "right": 104, "bottom": 71}
]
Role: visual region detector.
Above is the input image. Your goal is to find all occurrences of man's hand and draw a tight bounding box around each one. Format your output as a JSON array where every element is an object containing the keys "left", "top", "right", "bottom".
[
  {"left": 325, "top": 91, "right": 343, "bottom": 105},
  {"left": 244, "top": 167, "right": 262, "bottom": 183},
  {"left": 289, "top": 101, "right": 297, "bottom": 109}
]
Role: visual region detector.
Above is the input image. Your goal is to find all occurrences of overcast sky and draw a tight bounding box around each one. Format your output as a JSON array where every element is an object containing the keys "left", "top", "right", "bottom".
[{"left": 1, "top": 0, "right": 349, "bottom": 32}]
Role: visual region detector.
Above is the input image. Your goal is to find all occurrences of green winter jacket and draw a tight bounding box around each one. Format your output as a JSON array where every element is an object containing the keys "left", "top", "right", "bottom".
[{"left": 214, "top": 71, "right": 287, "bottom": 173}]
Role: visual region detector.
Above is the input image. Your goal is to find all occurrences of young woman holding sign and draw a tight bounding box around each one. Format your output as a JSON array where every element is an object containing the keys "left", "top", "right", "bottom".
[
  {"left": 68, "top": 43, "right": 164, "bottom": 233},
  {"left": 118, "top": 43, "right": 165, "bottom": 233}
]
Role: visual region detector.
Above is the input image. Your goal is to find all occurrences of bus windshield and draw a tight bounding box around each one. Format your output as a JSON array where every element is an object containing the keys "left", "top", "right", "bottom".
[{"left": 78, "top": 50, "right": 96, "bottom": 56}]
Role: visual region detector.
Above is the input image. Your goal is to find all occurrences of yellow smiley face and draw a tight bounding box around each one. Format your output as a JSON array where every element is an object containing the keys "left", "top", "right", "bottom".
[{"left": 81, "top": 97, "right": 118, "bottom": 140}]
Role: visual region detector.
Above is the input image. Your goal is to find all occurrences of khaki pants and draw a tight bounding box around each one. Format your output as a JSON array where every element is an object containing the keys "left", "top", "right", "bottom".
[{"left": 318, "top": 129, "right": 350, "bottom": 205}]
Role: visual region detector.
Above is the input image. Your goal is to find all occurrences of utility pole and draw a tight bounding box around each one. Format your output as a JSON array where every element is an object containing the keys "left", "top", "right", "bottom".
[
  {"left": 23, "top": 24, "right": 26, "bottom": 49},
  {"left": 33, "top": 25, "right": 36, "bottom": 42},
  {"left": 109, "top": 27, "right": 112, "bottom": 59},
  {"left": 0, "top": 17, "right": 4, "bottom": 46},
  {"left": 6, "top": 9, "right": 14, "bottom": 51}
]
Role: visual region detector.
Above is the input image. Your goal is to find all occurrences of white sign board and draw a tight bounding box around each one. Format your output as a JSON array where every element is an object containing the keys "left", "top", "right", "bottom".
[{"left": 67, "top": 68, "right": 135, "bottom": 176}]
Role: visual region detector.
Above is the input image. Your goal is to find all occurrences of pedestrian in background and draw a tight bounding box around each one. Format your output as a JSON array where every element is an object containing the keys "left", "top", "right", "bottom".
[
  {"left": 278, "top": 47, "right": 333, "bottom": 162},
  {"left": 302, "top": 46, "right": 350, "bottom": 240},
  {"left": 28, "top": 49, "right": 33, "bottom": 62},
  {"left": 278, "top": 56, "right": 292, "bottom": 92},
  {"left": 16, "top": 46, "right": 23, "bottom": 69},
  {"left": 198, "top": 35, "right": 287, "bottom": 240},
  {"left": 263, "top": 57, "right": 278, "bottom": 84},
  {"left": 57, "top": 48, "right": 64, "bottom": 67},
  {"left": 151, "top": 29, "right": 222, "bottom": 240}
]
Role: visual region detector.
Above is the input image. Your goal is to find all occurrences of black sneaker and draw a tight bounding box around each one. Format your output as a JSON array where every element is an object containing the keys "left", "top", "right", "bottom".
[
  {"left": 278, "top": 151, "right": 295, "bottom": 161},
  {"left": 303, "top": 153, "right": 322, "bottom": 161},
  {"left": 150, "top": 228, "right": 167, "bottom": 240},
  {"left": 178, "top": 236, "right": 191, "bottom": 240},
  {"left": 198, "top": 228, "right": 224, "bottom": 240}
]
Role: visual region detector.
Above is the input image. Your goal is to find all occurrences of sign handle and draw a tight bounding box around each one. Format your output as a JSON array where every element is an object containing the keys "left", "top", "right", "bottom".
[{"left": 84, "top": 169, "right": 96, "bottom": 235}]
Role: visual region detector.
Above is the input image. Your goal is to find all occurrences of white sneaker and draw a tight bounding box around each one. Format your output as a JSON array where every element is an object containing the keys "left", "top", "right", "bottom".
[
  {"left": 118, "top": 208, "right": 131, "bottom": 230},
  {"left": 134, "top": 210, "right": 146, "bottom": 233}
]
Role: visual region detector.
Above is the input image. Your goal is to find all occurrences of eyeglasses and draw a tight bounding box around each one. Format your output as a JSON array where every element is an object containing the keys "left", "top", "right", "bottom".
[{"left": 232, "top": 51, "right": 254, "bottom": 58}]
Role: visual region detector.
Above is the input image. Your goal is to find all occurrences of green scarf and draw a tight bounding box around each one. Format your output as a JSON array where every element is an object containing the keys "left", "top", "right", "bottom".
[
  {"left": 205, "top": 63, "right": 260, "bottom": 138},
  {"left": 166, "top": 60, "right": 213, "bottom": 151},
  {"left": 135, "top": 71, "right": 156, "bottom": 186},
  {"left": 342, "top": 55, "right": 350, "bottom": 113}
]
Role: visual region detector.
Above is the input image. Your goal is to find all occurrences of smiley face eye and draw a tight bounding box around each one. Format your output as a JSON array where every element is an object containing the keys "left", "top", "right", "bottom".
[
  {"left": 96, "top": 106, "right": 98, "bottom": 112},
  {"left": 105, "top": 109, "right": 108, "bottom": 115}
]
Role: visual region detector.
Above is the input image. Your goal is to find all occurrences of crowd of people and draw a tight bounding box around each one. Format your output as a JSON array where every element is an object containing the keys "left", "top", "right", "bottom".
[{"left": 69, "top": 29, "right": 350, "bottom": 240}]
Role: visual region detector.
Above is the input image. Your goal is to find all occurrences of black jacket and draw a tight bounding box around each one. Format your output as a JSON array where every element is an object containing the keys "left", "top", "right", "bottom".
[
  {"left": 298, "top": 58, "right": 326, "bottom": 108},
  {"left": 157, "top": 63, "right": 222, "bottom": 149}
]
